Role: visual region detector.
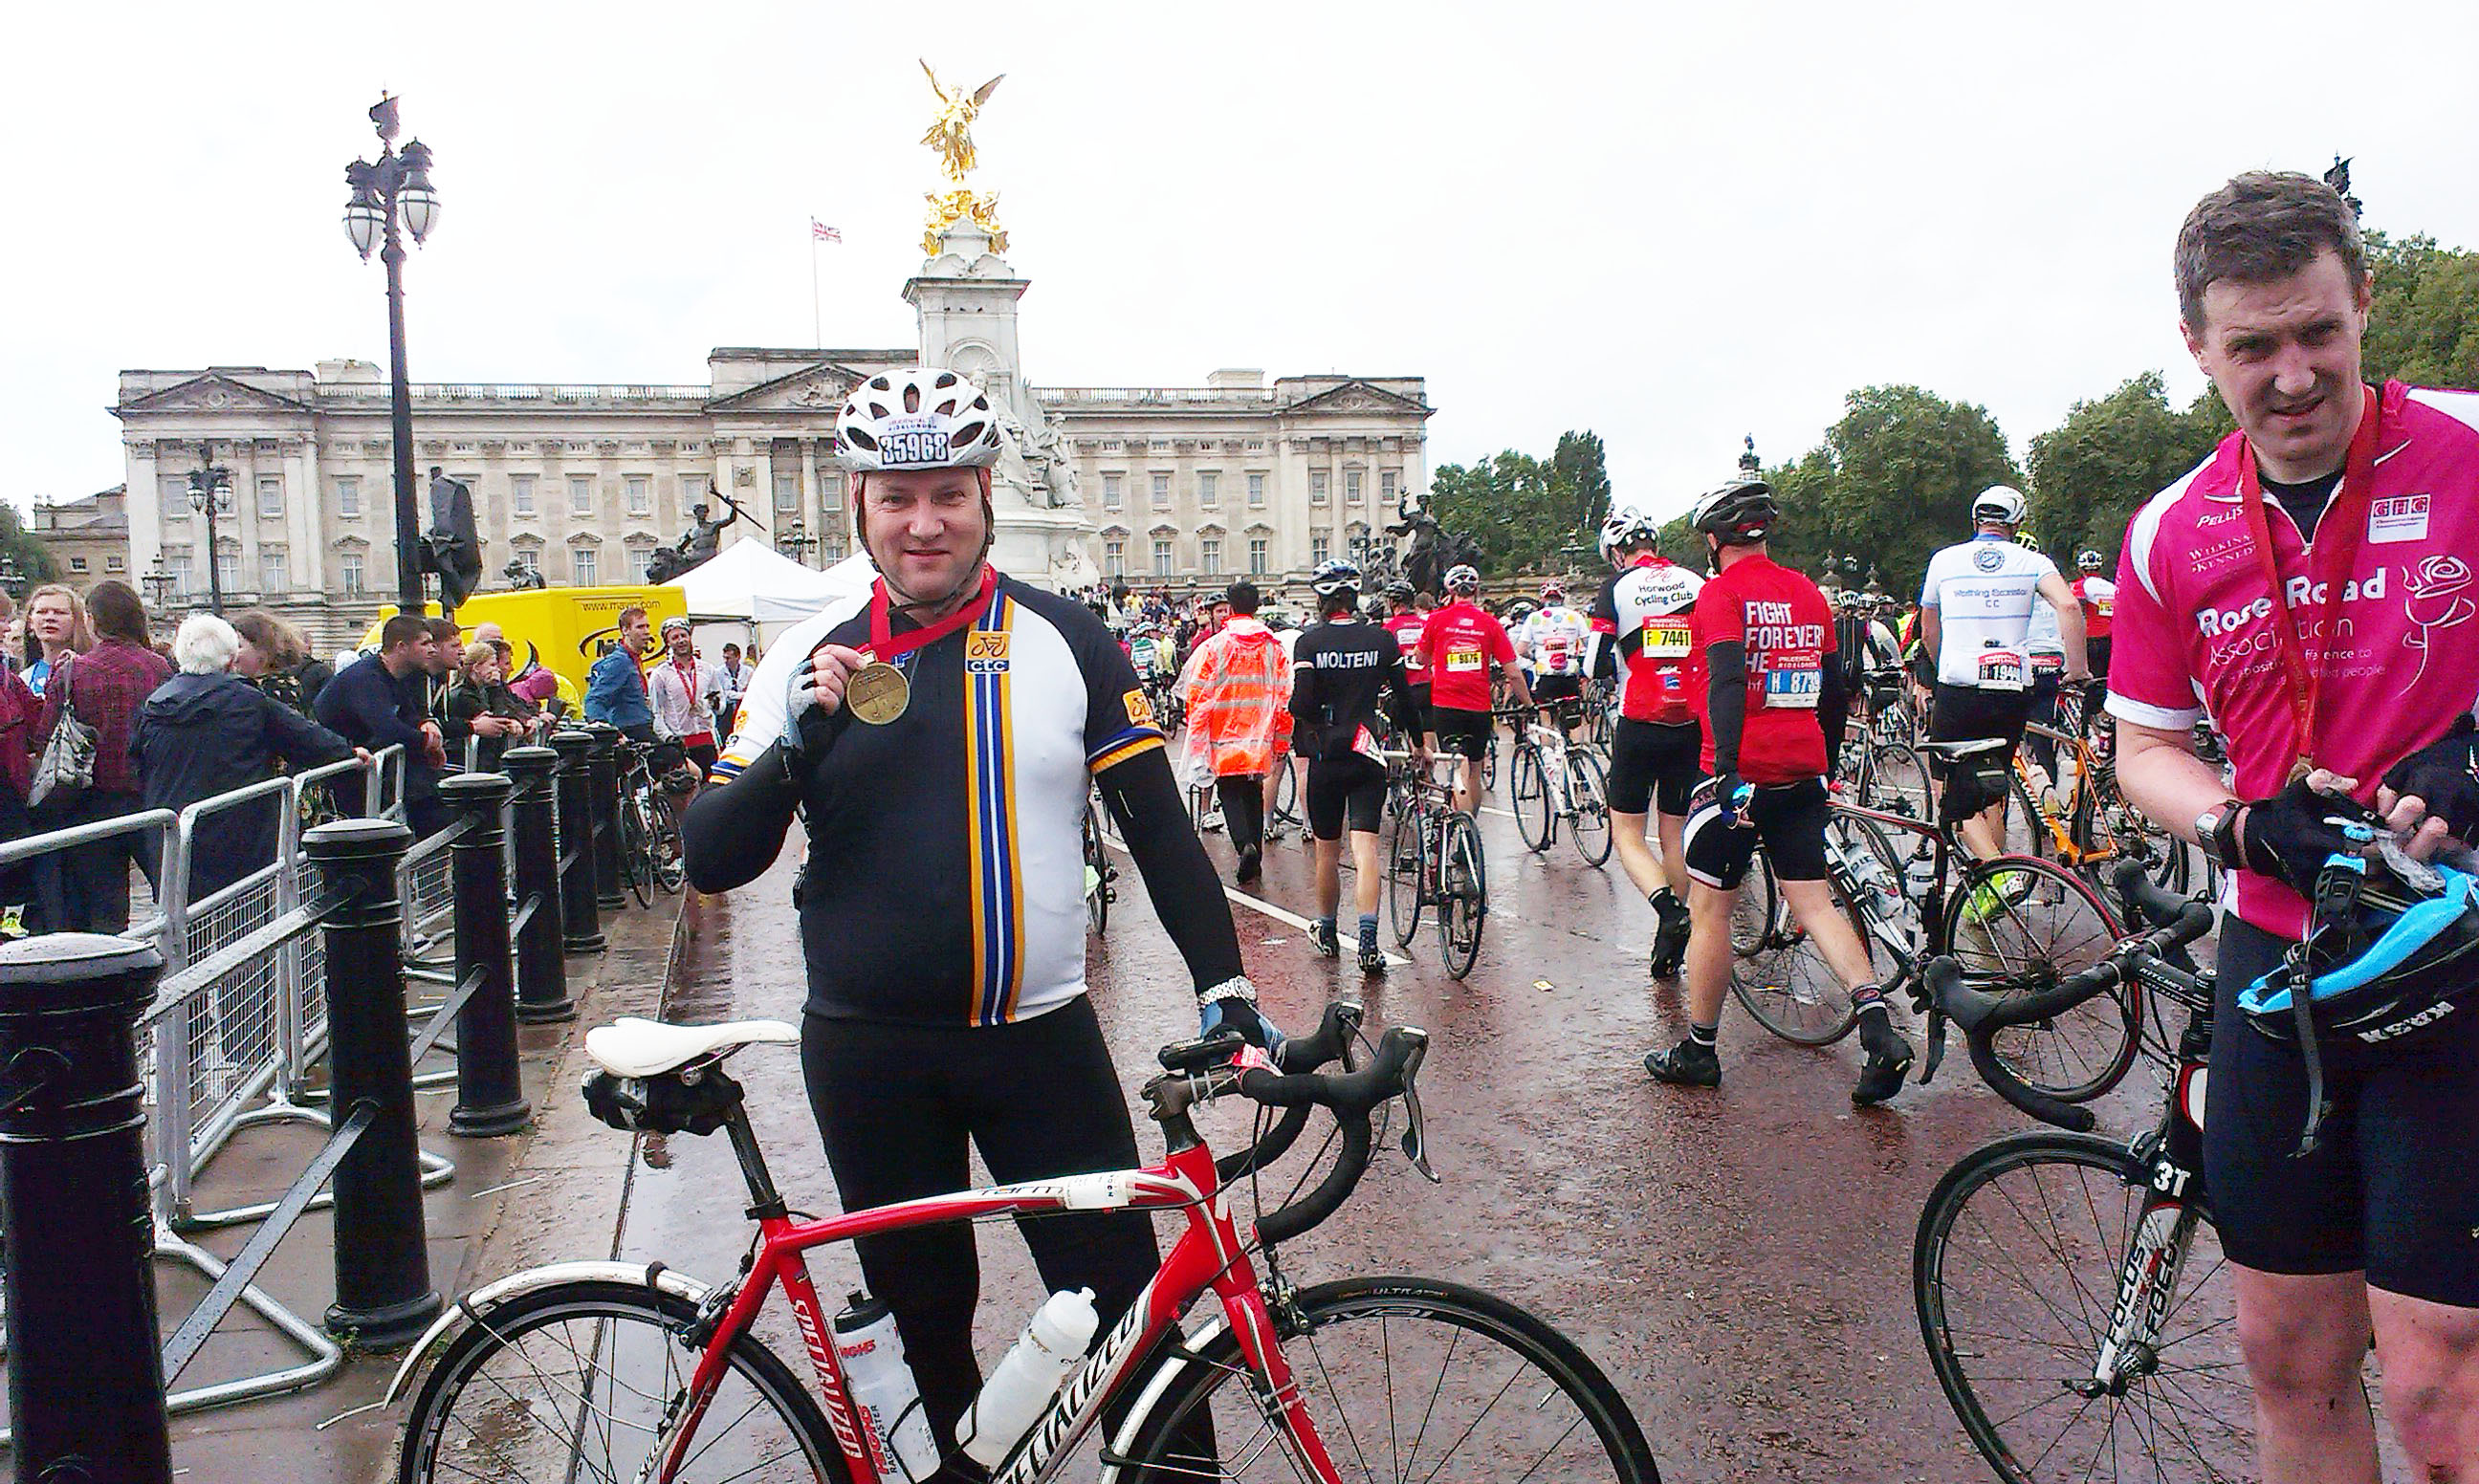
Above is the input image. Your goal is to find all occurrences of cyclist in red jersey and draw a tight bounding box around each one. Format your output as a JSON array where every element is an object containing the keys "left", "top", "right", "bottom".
[
  {"left": 1644, "top": 477, "right": 1914, "bottom": 1104},
  {"left": 1590, "top": 509, "right": 1704, "bottom": 977},
  {"left": 1381, "top": 581, "right": 1435, "bottom": 751},
  {"left": 2111, "top": 172, "right": 2479, "bottom": 1481},
  {"left": 2071, "top": 549, "right": 2116, "bottom": 714},
  {"left": 1419, "top": 564, "right": 1531, "bottom": 815}
]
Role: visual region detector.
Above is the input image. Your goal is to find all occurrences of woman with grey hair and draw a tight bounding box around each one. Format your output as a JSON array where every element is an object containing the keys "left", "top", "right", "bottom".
[{"left": 133, "top": 613, "right": 364, "bottom": 904}]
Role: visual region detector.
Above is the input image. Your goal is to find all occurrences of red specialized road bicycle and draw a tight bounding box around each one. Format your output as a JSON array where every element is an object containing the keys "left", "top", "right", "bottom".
[{"left": 388, "top": 1001, "right": 1659, "bottom": 1482}]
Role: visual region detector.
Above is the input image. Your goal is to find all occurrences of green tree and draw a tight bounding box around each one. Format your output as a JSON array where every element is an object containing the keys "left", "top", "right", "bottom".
[
  {"left": 1547, "top": 430, "right": 1612, "bottom": 552},
  {"left": 0, "top": 506, "right": 57, "bottom": 588},
  {"left": 2026, "top": 372, "right": 2230, "bottom": 567},
  {"left": 2361, "top": 230, "right": 2479, "bottom": 390},
  {"left": 1430, "top": 434, "right": 1615, "bottom": 575}
]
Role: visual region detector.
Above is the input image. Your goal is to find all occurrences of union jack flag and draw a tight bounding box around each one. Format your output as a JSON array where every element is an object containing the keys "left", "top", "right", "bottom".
[{"left": 810, "top": 219, "right": 842, "bottom": 243}]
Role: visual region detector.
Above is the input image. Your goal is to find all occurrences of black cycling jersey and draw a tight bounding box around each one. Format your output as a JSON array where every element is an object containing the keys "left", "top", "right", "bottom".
[
  {"left": 1288, "top": 616, "right": 1420, "bottom": 761},
  {"left": 682, "top": 576, "right": 1243, "bottom": 1025}
]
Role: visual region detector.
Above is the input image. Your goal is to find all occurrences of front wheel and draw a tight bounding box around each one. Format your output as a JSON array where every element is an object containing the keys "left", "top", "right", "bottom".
[
  {"left": 1117, "top": 1275, "right": 1660, "bottom": 1483},
  {"left": 397, "top": 1280, "right": 845, "bottom": 1484},
  {"left": 620, "top": 791, "right": 657, "bottom": 909},
  {"left": 1084, "top": 803, "right": 1111, "bottom": 934},
  {"left": 1437, "top": 812, "right": 1486, "bottom": 980},
  {"left": 1728, "top": 847, "right": 1863, "bottom": 1046},
  {"left": 1386, "top": 807, "right": 1425, "bottom": 949},
  {"left": 1568, "top": 750, "right": 1612, "bottom": 866},
  {"left": 1511, "top": 744, "right": 1553, "bottom": 852},
  {"left": 651, "top": 796, "right": 686, "bottom": 895},
  {"left": 1915, "top": 1132, "right": 2246, "bottom": 1484}
]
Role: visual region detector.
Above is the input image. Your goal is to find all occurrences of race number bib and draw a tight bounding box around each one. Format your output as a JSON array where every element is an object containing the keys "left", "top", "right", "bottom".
[
  {"left": 2094, "top": 599, "right": 2114, "bottom": 618},
  {"left": 1444, "top": 646, "right": 1484, "bottom": 673},
  {"left": 1543, "top": 639, "right": 1575, "bottom": 673},
  {"left": 1761, "top": 648, "right": 1823, "bottom": 709},
  {"left": 2029, "top": 651, "right": 2065, "bottom": 678},
  {"left": 1641, "top": 618, "right": 1693, "bottom": 658},
  {"left": 1976, "top": 646, "right": 2028, "bottom": 691}
]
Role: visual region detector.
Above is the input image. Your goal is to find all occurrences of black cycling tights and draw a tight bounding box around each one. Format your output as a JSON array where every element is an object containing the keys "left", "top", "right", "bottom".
[
  {"left": 1216, "top": 775, "right": 1266, "bottom": 854},
  {"left": 801, "top": 998, "right": 1207, "bottom": 1469}
]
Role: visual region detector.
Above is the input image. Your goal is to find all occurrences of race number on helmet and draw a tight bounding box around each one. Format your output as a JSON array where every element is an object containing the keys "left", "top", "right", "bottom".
[{"left": 837, "top": 369, "right": 1007, "bottom": 472}]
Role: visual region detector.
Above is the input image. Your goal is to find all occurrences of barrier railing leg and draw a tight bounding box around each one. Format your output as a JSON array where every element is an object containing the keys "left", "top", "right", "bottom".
[
  {"left": 502, "top": 743, "right": 576, "bottom": 1019},
  {"left": 583, "top": 721, "right": 625, "bottom": 911},
  {"left": 0, "top": 932, "right": 175, "bottom": 1484},
  {"left": 305, "top": 818, "right": 443, "bottom": 1349},
  {"left": 439, "top": 774, "right": 531, "bottom": 1138},
  {"left": 551, "top": 730, "right": 605, "bottom": 953}
]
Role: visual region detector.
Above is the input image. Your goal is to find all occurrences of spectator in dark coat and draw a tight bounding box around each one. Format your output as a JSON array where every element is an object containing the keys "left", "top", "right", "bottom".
[
  {"left": 33, "top": 581, "right": 171, "bottom": 932},
  {"left": 442, "top": 642, "right": 538, "bottom": 774},
  {"left": 315, "top": 615, "right": 449, "bottom": 837},
  {"left": 134, "top": 614, "right": 362, "bottom": 906}
]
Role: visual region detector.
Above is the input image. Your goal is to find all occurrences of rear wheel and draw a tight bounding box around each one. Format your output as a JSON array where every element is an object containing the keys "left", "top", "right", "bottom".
[
  {"left": 397, "top": 1280, "right": 844, "bottom": 1484},
  {"left": 1117, "top": 1275, "right": 1660, "bottom": 1483},
  {"left": 650, "top": 796, "right": 685, "bottom": 894},
  {"left": 1084, "top": 804, "right": 1110, "bottom": 934},
  {"left": 1729, "top": 848, "right": 1863, "bottom": 1046},
  {"left": 1568, "top": 751, "right": 1612, "bottom": 867},
  {"left": 1858, "top": 743, "right": 1933, "bottom": 825},
  {"left": 1511, "top": 745, "right": 1553, "bottom": 851},
  {"left": 620, "top": 791, "right": 657, "bottom": 909},
  {"left": 1387, "top": 808, "right": 1425, "bottom": 949},
  {"left": 1438, "top": 813, "right": 1486, "bottom": 980},
  {"left": 1945, "top": 856, "right": 2134, "bottom": 1102}
]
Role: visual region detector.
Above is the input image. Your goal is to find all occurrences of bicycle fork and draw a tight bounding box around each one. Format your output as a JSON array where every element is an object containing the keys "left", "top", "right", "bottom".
[{"left": 2078, "top": 1192, "right": 2199, "bottom": 1396}]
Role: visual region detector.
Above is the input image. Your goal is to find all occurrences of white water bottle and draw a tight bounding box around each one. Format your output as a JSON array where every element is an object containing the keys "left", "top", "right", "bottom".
[
  {"left": 1904, "top": 848, "right": 1937, "bottom": 899},
  {"left": 956, "top": 1287, "right": 1100, "bottom": 1468},
  {"left": 1843, "top": 844, "right": 1902, "bottom": 922},
  {"left": 833, "top": 1291, "right": 940, "bottom": 1481}
]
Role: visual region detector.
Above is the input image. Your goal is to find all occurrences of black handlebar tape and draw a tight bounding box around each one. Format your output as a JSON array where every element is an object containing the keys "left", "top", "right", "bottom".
[
  {"left": 2113, "top": 859, "right": 2204, "bottom": 932},
  {"left": 1237, "top": 1028, "right": 1426, "bottom": 1245},
  {"left": 1964, "top": 1034, "right": 2098, "bottom": 1133},
  {"left": 1218, "top": 1002, "right": 1364, "bottom": 1184}
]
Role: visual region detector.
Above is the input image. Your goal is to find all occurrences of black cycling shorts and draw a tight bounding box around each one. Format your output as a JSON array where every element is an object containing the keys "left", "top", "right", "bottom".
[
  {"left": 685, "top": 741, "right": 719, "bottom": 779},
  {"left": 1405, "top": 682, "right": 1431, "bottom": 726},
  {"left": 1530, "top": 672, "right": 1584, "bottom": 707},
  {"left": 1928, "top": 684, "right": 2032, "bottom": 768},
  {"left": 1430, "top": 706, "right": 1493, "bottom": 762},
  {"left": 1306, "top": 753, "right": 1387, "bottom": 840},
  {"left": 2087, "top": 636, "right": 2113, "bottom": 683},
  {"left": 1681, "top": 776, "right": 1831, "bottom": 889},
  {"left": 2204, "top": 917, "right": 2479, "bottom": 1306},
  {"left": 1606, "top": 718, "right": 1702, "bottom": 817}
]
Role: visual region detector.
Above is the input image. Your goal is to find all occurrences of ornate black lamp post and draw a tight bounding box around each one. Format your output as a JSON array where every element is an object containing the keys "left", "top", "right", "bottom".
[
  {"left": 776, "top": 520, "right": 818, "bottom": 566},
  {"left": 141, "top": 559, "right": 178, "bottom": 611},
  {"left": 0, "top": 557, "right": 22, "bottom": 601},
  {"left": 341, "top": 94, "right": 440, "bottom": 614},
  {"left": 186, "top": 451, "right": 234, "bottom": 615}
]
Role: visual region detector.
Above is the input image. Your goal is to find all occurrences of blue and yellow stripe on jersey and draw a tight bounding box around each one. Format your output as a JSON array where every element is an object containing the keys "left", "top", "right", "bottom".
[
  {"left": 965, "top": 588, "right": 1027, "bottom": 1025},
  {"left": 1087, "top": 725, "right": 1166, "bottom": 774}
]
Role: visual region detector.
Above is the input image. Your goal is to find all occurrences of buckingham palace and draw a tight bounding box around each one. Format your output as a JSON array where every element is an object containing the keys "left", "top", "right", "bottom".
[{"left": 105, "top": 347, "right": 1430, "bottom": 642}]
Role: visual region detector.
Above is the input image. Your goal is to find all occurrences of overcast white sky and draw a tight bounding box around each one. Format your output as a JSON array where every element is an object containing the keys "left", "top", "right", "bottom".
[{"left": 6, "top": 1, "right": 2476, "bottom": 524}]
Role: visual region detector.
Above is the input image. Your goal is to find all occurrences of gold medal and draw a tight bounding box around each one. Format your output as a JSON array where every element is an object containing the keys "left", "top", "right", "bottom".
[{"left": 845, "top": 661, "right": 910, "bottom": 725}]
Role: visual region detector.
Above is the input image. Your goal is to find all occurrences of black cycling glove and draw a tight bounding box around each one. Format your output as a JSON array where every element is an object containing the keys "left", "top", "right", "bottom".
[
  {"left": 2380, "top": 713, "right": 2479, "bottom": 843},
  {"left": 2235, "top": 777, "right": 2383, "bottom": 898}
]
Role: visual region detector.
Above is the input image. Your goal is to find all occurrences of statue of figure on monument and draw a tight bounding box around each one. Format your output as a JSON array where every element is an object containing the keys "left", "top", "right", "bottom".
[
  {"left": 645, "top": 482, "right": 753, "bottom": 583},
  {"left": 920, "top": 62, "right": 1010, "bottom": 254}
]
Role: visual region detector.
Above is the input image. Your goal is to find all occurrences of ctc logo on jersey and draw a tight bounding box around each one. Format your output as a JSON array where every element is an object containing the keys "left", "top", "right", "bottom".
[{"left": 966, "top": 631, "right": 1012, "bottom": 675}]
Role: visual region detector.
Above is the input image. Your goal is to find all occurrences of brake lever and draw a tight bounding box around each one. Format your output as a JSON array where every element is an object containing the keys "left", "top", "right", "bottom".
[
  {"left": 1395, "top": 1038, "right": 1440, "bottom": 1184},
  {"left": 1921, "top": 1005, "right": 1947, "bottom": 1084}
]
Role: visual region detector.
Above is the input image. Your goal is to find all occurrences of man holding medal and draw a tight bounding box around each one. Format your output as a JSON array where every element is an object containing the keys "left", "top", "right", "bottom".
[
  {"left": 682, "top": 367, "right": 1271, "bottom": 1450},
  {"left": 2111, "top": 171, "right": 2479, "bottom": 1480}
]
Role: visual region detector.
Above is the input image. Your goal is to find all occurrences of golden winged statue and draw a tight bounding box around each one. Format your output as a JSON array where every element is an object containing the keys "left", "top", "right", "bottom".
[{"left": 919, "top": 61, "right": 1010, "bottom": 254}]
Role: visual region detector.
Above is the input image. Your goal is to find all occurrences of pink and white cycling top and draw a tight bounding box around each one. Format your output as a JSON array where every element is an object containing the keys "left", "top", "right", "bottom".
[{"left": 2108, "top": 381, "right": 2479, "bottom": 937}]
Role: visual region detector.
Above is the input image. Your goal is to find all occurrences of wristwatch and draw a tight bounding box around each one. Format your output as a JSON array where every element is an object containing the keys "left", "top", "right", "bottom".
[{"left": 2196, "top": 800, "right": 2243, "bottom": 868}]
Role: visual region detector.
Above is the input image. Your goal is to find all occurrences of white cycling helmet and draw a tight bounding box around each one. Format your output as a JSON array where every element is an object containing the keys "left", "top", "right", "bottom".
[
  {"left": 835, "top": 368, "right": 1005, "bottom": 472},
  {"left": 1444, "top": 563, "right": 1481, "bottom": 595},
  {"left": 1311, "top": 558, "right": 1362, "bottom": 598},
  {"left": 1600, "top": 510, "right": 1659, "bottom": 562},
  {"left": 1971, "top": 485, "right": 2029, "bottom": 526},
  {"left": 2077, "top": 548, "right": 2106, "bottom": 573}
]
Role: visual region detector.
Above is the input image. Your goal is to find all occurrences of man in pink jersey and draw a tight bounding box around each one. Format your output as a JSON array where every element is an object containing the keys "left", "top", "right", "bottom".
[{"left": 2111, "top": 170, "right": 2479, "bottom": 1480}]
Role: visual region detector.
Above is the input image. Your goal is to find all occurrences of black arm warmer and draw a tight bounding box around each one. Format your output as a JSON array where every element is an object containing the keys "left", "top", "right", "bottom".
[
  {"left": 1096, "top": 748, "right": 1246, "bottom": 994},
  {"left": 680, "top": 742, "right": 802, "bottom": 894},
  {"left": 1383, "top": 654, "right": 1421, "bottom": 740},
  {"left": 1818, "top": 659, "right": 1849, "bottom": 778},
  {"left": 1706, "top": 640, "right": 1748, "bottom": 775}
]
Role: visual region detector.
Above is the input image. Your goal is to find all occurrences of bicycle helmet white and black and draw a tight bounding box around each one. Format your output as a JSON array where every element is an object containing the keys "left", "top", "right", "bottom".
[
  {"left": 1384, "top": 578, "right": 1415, "bottom": 603},
  {"left": 1443, "top": 564, "right": 1481, "bottom": 595},
  {"left": 2077, "top": 549, "right": 2106, "bottom": 573},
  {"left": 1689, "top": 479, "right": 1777, "bottom": 546},
  {"left": 1312, "top": 558, "right": 1362, "bottom": 598},
  {"left": 835, "top": 368, "right": 1005, "bottom": 472},
  {"left": 1971, "top": 485, "right": 2029, "bottom": 526},
  {"left": 1599, "top": 510, "right": 1660, "bottom": 563},
  {"left": 1538, "top": 579, "right": 1567, "bottom": 603}
]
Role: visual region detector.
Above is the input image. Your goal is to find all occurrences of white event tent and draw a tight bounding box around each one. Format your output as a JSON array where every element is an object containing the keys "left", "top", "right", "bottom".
[{"left": 667, "top": 539, "right": 874, "bottom": 652}]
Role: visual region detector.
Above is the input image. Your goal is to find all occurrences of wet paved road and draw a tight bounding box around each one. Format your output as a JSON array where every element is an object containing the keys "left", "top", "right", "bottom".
[{"left": 625, "top": 784, "right": 2189, "bottom": 1482}]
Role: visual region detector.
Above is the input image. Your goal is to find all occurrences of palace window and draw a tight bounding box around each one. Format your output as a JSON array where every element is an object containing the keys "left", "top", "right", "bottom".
[
  {"left": 569, "top": 474, "right": 595, "bottom": 515},
  {"left": 1105, "top": 537, "right": 1126, "bottom": 578},
  {"left": 625, "top": 474, "right": 652, "bottom": 516},
  {"left": 1198, "top": 471, "right": 1218, "bottom": 508},
  {"left": 1247, "top": 472, "right": 1265, "bottom": 508},
  {"left": 512, "top": 474, "right": 536, "bottom": 515},
  {"left": 1152, "top": 536, "right": 1173, "bottom": 576},
  {"left": 630, "top": 547, "right": 654, "bottom": 580},
  {"left": 1345, "top": 469, "right": 1363, "bottom": 505},
  {"left": 1311, "top": 534, "right": 1329, "bottom": 566},
  {"left": 1151, "top": 472, "right": 1171, "bottom": 508},
  {"left": 677, "top": 473, "right": 705, "bottom": 513},
  {"left": 1200, "top": 535, "right": 1221, "bottom": 572},
  {"left": 261, "top": 551, "right": 286, "bottom": 594},
  {"left": 1309, "top": 471, "right": 1328, "bottom": 506},
  {"left": 1248, "top": 537, "right": 1267, "bottom": 575},
  {"left": 1381, "top": 469, "right": 1398, "bottom": 503},
  {"left": 68, "top": 556, "right": 87, "bottom": 574},
  {"left": 257, "top": 474, "right": 283, "bottom": 516},
  {"left": 514, "top": 550, "right": 540, "bottom": 579},
  {"left": 338, "top": 554, "right": 362, "bottom": 597},
  {"left": 573, "top": 548, "right": 599, "bottom": 585},
  {"left": 106, "top": 555, "right": 125, "bottom": 573},
  {"left": 336, "top": 476, "right": 362, "bottom": 517},
  {"left": 774, "top": 469, "right": 800, "bottom": 513},
  {"left": 216, "top": 552, "right": 241, "bottom": 594},
  {"left": 1103, "top": 473, "right": 1123, "bottom": 511}
]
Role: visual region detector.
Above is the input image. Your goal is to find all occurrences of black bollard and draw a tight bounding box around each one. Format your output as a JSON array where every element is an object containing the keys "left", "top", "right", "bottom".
[
  {"left": 438, "top": 774, "right": 531, "bottom": 1138},
  {"left": 551, "top": 730, "right": 605, "bottom": 954},
  {"left": 502, "top": 744, "right": 576, "bottom": 1020},
  {"left": 306, "top": 818, "right": 443, "bottom": 1349},
  {"left": 0, "top": 933, "right": 174, "bottom": 1484},
  {"left": 582, "top": 722, "right": 626, "bottom": 911}
]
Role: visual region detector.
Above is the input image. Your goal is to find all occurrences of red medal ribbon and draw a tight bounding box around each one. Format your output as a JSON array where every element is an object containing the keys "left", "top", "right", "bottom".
[
  {"left": 862, "top": 565, "right": 998, "bottom": 662},
  {"left": 2235, "top": 383, "right": 2384, "bottom": 775}
]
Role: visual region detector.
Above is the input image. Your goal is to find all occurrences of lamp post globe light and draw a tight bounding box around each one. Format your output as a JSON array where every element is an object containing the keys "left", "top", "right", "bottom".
[
  {"left": 341, "top": 93, "right": 439, "bottom": 614},
  {"left": 186, "top": 448, "right": 234, "bottom": 615},
  {"left": 776, "top": 519, "right": 818, "bottom": 567}
]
